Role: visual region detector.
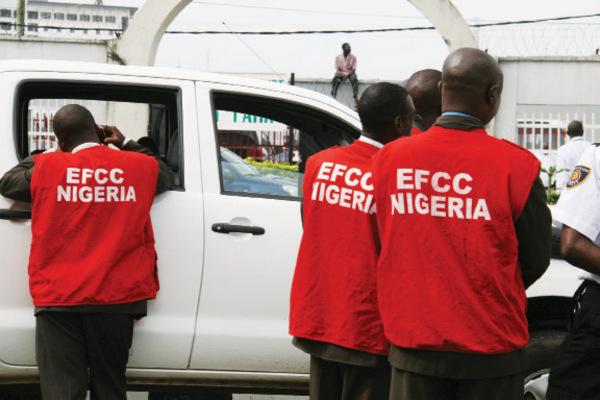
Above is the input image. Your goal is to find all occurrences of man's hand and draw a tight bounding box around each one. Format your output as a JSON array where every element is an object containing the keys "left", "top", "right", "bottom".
[{"left": 99, "top": 125, "right": 126, "bottom": 148}]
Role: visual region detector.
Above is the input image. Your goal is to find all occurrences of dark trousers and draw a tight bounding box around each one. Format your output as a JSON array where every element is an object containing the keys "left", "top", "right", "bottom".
[
  {"left": 36, "top": 312, "right": 134, "bottom": 400},
  {"left": 547, "top": 281, "right": 600, "bottom": 400},
  {"left": 389, "top": 368, "right": 522, "bottom": 400},
  {"left": 309, "top": 355, "right": 390, "bottom": 400},
  {"left": 331, "top": 72, "right": 359, "bottom": 100}
]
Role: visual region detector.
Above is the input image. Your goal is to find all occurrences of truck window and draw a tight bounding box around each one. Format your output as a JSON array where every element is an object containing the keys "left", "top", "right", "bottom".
[
  {"left": 212, "top": 92, "right": 360, "bottom": 200},
  {"left": 16, "top": 81, "right": 183, "bottom": 189}
]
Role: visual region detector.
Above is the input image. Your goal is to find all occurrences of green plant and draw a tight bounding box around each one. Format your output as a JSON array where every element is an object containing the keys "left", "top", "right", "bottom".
[
  {"left": 245, "top": 159, "right": 299, "bottom": 179},
  {"left": 540, "top": 165, "right": 568, "bottom": 205}
]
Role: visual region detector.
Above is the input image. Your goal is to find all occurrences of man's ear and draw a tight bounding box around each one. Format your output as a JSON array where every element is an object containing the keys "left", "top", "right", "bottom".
[
  {"left": 488, "top": 84, "right": 501, "bottom": 105},
  {"left": 395, "top": 116, "right": 411, "bottom": 137}
]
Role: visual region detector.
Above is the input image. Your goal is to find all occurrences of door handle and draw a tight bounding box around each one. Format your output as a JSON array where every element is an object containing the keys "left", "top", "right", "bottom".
[
  {"left": 212, "top": 223, "right": 265, "bottom": 235},
  {"left": 0, "top": 209, "right": 31, "bottom": 220}
]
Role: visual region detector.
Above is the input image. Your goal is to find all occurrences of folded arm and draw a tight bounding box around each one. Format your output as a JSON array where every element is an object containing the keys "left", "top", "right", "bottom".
[
  {"left": 121, "top": 140, "right": 175, "bottom": 195},
  {"left": 0, "top": 156, "right": 34, "bottom": 202}
]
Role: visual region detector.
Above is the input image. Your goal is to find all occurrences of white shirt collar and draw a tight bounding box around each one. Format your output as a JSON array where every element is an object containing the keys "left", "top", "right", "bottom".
[
  {"left": 71, "top": 142, "right": 100, "bottom": 154},
  {"left": 358, "top": 135, "right": 384, "bottom": 149},
  {"left": 570, "top": 136, "right": 585, "bottom": 142}
]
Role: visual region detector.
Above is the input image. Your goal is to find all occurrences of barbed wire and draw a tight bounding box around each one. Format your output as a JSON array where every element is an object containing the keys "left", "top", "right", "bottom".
[{"left": 475, "top": 23, "right": 600, "bottom": 56}]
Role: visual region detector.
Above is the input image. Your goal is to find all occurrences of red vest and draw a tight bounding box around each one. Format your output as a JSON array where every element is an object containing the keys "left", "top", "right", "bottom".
[
  {"left": 411, "top": 126, "right": 424, "bottom": 136},
  {"left": 29, "top": 145, "right": 159, "bottom": 307},
  {"left": 373, "top": 127, "right": 540, "bottom": 354},
  {"left": 290, "top": 140, "right": 389, "bottom": 355}
]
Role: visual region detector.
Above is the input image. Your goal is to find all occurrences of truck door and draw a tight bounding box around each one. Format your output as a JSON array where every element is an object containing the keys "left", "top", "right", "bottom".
[
  {"left": 190, "top": 83, "right": 360, "bottom": 373},
  {"left": 0, "top": 73, "right": 203, "bottom": 369}
]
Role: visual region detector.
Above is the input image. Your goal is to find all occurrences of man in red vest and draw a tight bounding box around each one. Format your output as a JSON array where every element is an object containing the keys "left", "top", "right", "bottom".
[
  {"left": 372, "top": 48, "right": 551, "bottom": 400},
  {"left": 0, "top": 104, "right": 173, "bottom": 400},
  {"left": 406, "top": 69, "right": 442, "bottom": 135},
  {"left": 290, "top": 82, "right": 415, "bottom": 400}
]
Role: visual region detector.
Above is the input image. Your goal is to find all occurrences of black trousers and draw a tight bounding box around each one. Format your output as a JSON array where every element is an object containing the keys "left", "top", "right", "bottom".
[
  {"left": 547, "top": 281, "right": 600, "bottom": 400},
  {"left": 389, "top": 368, "right": 522, "bottom": 400},
  {"left": 36, "top": 312, "right": 134, "bottom": 400},
  {"left": 309, "top": 355, "right": 390, "bottom": 400},
  {"left": 331, "top": 72, "right": 359, "bottom": 99}
]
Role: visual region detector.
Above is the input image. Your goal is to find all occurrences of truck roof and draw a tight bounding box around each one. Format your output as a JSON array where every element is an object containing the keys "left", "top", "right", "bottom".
[{"left": 0, "top": 59, "right": 358, "bottom": 122}]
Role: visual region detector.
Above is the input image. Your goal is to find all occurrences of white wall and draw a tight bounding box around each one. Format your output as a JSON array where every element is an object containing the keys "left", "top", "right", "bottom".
[
  {"left": 495, "top": 57, "right": 600, "bottom": 144},
  {"left": 0, "top": 36, "right": 107, "bottom": 62}
]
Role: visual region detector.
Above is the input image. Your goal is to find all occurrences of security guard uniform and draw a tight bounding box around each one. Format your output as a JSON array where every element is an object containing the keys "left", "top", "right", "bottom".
[{"left": 547, "top": 144, "right": 600, "bottom": 400}]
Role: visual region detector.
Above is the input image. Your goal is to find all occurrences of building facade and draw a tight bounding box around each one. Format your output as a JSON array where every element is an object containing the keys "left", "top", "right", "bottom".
[{"left": 0, "top": 0, "right": 136, "bottom": 40}]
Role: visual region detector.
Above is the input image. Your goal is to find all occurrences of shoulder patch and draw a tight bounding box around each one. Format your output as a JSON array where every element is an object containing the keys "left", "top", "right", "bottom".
[{"left": 566, "top": 165, "right": 591, "bottom": 189}]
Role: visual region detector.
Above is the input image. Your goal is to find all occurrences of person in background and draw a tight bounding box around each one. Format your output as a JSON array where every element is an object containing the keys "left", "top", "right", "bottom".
[
  {"left": 555, "top": 120, "right": 591, "bottom": 189},
  {"left": 0, "top": 104, "right": 173, "bottom": 400},
  {"left": 372, "top": 48, "right": 551, "bottom": 400},
  {"left": 547, "top": 142, "right": 600, "bottom": 400},
  {"left": 331, "top": 43, "right": 359, "bottom": 102},
  {"left": 290, "top": 83, "right": 415, "bottom": 400},
  {"left": 406, "top": 69, "right": 442, "bottom": 135}
]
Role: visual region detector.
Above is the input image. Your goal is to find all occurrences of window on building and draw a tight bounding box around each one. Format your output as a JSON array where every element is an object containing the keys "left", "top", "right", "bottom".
[
  {"left": 92, "top": 15, "right": 103, "bottom": 22},
  {"left": 0, "top": 9, "right": 12, "bottom": 18},
  {"left": 67, "top": 14, "right": 77, "bottom": 21},
  {"left": 0, "top": 22, "right": 11, "bottom": 31},
  {"left": 70, "top": 28, "right": 75, "bottom": 33},
  {"left": 27, "top": 11, "right": 38, "bottom": 19},
  {"left": 96, "top": 29, "right": 102, "bottom": 35},
  {"left": 27, "top": 23, "right": 38, "bottom": 32},
  {"left": 40, "top": 12, "right": 51, "bottom": 20},
  {"left": 105, "top": 16, "right": 116, "bottom": 23},
  {"left": 54, "top": 13, "right": 65, "bottom": 20},
  {"left": 80, "top": 14, "right": 90, "bottom": 22},
  {"left": 83, "top": 29, "right": 88, "bottom": 34}
]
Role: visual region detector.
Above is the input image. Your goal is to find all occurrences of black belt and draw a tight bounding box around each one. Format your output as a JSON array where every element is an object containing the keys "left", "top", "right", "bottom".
[{"left": 569, "top": 279, "right": 599, "bottom": 330}]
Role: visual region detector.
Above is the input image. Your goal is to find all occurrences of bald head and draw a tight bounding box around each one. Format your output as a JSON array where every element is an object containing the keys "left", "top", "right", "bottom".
[
  {"left": 53, "top": 104, "right": 99, "bottom": 152},
  {"left": 407, "top": 69, "right": 442, "bottom": 129},
  {"left": 441, "top": 48, "right": 503, "bottom": 124},
  {"left": 357, "top": 82, "right": 414, "bottom": 144}
]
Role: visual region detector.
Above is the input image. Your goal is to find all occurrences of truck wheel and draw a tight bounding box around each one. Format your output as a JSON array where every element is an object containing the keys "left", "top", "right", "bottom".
[{"left": 523, "top": 330, "right": 567, "bottom": 400}]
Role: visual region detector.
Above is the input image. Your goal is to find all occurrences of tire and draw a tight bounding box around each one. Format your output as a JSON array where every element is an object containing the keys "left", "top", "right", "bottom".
[{"left": 523, "top": 330, "right": 568, "bottom": 400}]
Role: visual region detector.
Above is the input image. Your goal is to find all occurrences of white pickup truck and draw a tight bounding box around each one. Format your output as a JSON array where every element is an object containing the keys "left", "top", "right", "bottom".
[{"left": 0, "top": 60, "right": 580, "bottom": 399}]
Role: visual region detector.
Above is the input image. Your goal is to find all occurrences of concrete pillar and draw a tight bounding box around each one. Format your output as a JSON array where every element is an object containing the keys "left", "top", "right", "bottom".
[
  {"left": 112, "top": 0, "right": 192, "bottom": 66},
  {"left": 407, "top": 0, "right": 478, "bottom": 50}
]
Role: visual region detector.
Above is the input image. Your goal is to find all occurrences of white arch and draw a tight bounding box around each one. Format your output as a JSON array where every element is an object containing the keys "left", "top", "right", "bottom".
[
  {"left": 113, "top": 0, "right": 193, "bottom": 66},
  {"left": 113, "top": 0, "right": 477, "bottom": 66},
  {"left": 408, "top": 0, "right": 477, "bottom": 50}
]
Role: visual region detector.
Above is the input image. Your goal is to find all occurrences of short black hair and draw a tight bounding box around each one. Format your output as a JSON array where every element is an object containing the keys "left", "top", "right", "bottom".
[
  {"left": 567, "top": 120, "right": 584, "bottom": 137},
  {"left": 342, "top": 42, "right": 350, "bottom": 48},
  {"left": 53, "top": 104, "right": 97, "bottom": 144},
  {"left": 357, "top": 82, "right": 412, "bottom": 134}
]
